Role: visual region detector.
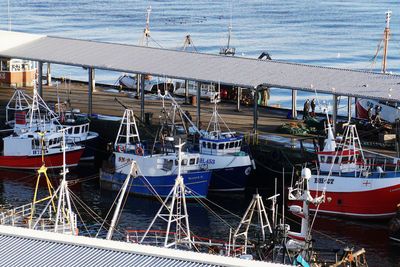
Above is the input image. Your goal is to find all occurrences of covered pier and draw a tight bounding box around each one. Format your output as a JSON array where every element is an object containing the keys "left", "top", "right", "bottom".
[{"left": 1, "top": 30, "right": 400, "bottom": 134}]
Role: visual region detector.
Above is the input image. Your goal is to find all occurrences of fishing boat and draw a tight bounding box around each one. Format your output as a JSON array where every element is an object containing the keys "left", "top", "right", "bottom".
[
  {"left": 168, "top": 93, "right": 252, "bottom": 191},
  {"left": 5, "top": 87, "right": 98, "bottom": 161},
  {"left": 356, "top": 11, "right": 399, "bottom": 123},
  {"left": 0, "top": 88, "right": 84, "bottom": 170},
  {"left": 99, "top": 108, "right": 211, "bottom": 198},
  {"left": 303, "top": 118, "right": 400, "bottom": 218}
]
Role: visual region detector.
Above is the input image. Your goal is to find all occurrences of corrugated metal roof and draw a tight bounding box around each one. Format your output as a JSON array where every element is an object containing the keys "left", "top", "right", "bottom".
[
  {"left": 0, "top": 225, "right": 286, "bottom": 267},
  {"left": 1, "top": 30, "right": 399, "bottom": 102}
]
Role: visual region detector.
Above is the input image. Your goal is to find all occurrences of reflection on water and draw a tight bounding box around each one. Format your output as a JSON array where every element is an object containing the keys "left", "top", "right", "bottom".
[{"left": 0, "top": 166, "right": 399, "bottom": 266}]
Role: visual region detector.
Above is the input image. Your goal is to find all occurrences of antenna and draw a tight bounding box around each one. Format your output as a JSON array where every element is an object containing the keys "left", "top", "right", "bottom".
[{"left": 7, "top": 0, "right": 11, "bottom": 31}]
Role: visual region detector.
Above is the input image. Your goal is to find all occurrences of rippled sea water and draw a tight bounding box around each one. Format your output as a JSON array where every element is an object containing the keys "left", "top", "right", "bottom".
[{"left": 1, "top": 1, "right": 400, "bottom": 265}]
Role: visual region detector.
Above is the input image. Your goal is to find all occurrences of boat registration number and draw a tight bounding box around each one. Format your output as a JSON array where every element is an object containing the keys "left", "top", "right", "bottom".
[{"left": 314, "top": 178, "right": 334, "bottom": 184}]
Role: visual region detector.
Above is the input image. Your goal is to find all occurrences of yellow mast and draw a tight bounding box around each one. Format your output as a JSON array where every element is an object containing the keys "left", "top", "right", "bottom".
[{"left": 382, "top": 10, "right": 392, "bottom": 73}]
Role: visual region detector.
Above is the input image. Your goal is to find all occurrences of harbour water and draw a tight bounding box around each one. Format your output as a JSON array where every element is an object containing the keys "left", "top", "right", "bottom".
[
  {"left": 1, "top": 0, "right": 400, "bottom": 265},
  {"left": 3, "top": 1, "right": 400, "bottom": 114}
]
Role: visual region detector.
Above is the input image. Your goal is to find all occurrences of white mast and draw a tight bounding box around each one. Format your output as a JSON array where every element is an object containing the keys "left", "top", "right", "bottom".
[
  {"left": 54, "top": 128, "right": 76, "bottom": 234},
  {"left": 140, "top": 140, "right": 193, "bottom": 249},
  {"left": 106, "top": 161, "right": 137, "bottom": 240}
]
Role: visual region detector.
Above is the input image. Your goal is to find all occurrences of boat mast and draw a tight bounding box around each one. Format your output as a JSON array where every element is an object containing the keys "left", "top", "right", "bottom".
[
  {"left": 141, "top": 6, "right": 152, "bottom": 47},
  {"left": 382, "top": 10, "right": 392, "bottom": 73}
]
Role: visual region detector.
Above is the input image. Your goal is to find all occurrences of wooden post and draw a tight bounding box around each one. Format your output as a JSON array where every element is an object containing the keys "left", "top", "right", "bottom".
[
  {"left": 196, "top": 81, "right": 201, "bottom": 129},
  {"left": 237, "top": 87, "right": 241, "bottom": 112},
  {"left": 253, "top": 87, "right": 259, "bottom": 132},
  {"left": 46, "top": 62, "right": 52, "bottom": 86},
  {"left": 347, "top": 96, "right": 352, "bottom": 122},
  {"left": 333, "top": 94, "right": 338, "bottom": 136},
  {"left": 141, "top": 74, "right": 145, "bottom": 122},
  {"left": 88, "top": 68, "right": 95, "bottom": 116},
  {"left": 184, "top": 80, "right": 189, "bottom": 104},
  {"left": 38, "top": 61, "right": 43, "bottom": 97},
  {"left": 292, "top": 89, "right": 297, "bottom": 119}
]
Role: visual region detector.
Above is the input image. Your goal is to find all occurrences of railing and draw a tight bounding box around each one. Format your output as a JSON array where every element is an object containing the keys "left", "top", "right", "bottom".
[{"left": 126, "top": 230, "right": 249, "bottom": 255}]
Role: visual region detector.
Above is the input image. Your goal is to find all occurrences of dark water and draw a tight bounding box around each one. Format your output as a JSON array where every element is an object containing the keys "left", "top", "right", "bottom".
[
  {"left": 0, "top": 164, "right": 399, "bottom": 266},
  {"left": 1, "top": 0, "right": 400, "bottom": 265}
]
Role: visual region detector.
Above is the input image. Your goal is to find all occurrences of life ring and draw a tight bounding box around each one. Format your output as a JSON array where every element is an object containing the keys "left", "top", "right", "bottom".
[
  {"left": 117, "top": 145, "right": 125, "bottom": 153},
  {"left": 136, "top": 146, "right": 144, "bottom": 156}
]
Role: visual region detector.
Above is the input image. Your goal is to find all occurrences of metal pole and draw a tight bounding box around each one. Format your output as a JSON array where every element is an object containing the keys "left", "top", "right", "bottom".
[
  {"left": 253, "top": 87, "right": 258, "bottom": 132},
  {"left": 136, "top": 74, "right": 141, "bottom": 99},
  {"left": 292, "top": 89, "right": 297, "bottom": 119},
  {"left": 184, "top": 80, "right": 189, "bottom": 104},
  {"left": 38, "top": 62, "right": 43, "bottom": 97},
  {"left": 196, "top": 81, "right": 201, "bottom": 129},
  {"left": 141, "top": 74, "right": 145, "bottom": 122},
  {"left": 347, "top": 96, "right": 352, "bottom": 122},
  {"left": 88, "top": 68, "right": 95, "bottom": 116},
  {"left": 333, "top": 94, "right": 338, "bottom": 136},
  {"left": 237, "top": 87, "right": 241, "bottom": 112},
  {"left": 46, "top": 63, "right": 52, "bottom": 86}
]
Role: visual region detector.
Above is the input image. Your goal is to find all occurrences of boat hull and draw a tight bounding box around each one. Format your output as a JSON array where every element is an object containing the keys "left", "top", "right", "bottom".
[
  {"left": 199, "top": 153, "right": 251, "bottom": 191},
  {"left": 0, "top": 149, "right": 84, "bottom": 169},
  {"left": 99, "top": 169, "right": 211, "bottom": 198},
  {"left": 302, "top": 173, "right": 400, "bottom": 218},
  {"left": 356, "top": 98, "right": 398, "bottom": 123},
  {"left": 208, "top": 165, "right": 251, "bottom": 191}
]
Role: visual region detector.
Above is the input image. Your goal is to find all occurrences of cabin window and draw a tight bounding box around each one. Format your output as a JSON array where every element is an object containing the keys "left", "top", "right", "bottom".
[
  {"left": 219, "top": 144, "right": 224, "bottom": 149},
  {"left": 68, "top": 128, "right": 73, "bottom": 134},
  {"left": 1, "top": 60, "right": 8, "bottom": 71},
  {"left": 85, "top": 125, "right": 89, "bottom": 132},
  {"left": 225, "top": 143, "right": 229, "bottom": 149},
  {"left": 238, "top": 141, "right": 242, "bottom": 147},
  {"left": 49, "top": 139, "right": 53, "bottom": 146},
  {"left": 182, "top": 159, "right": 188, "bottom": 165},
  {"left": 342, "top": 156, "right": 348, "bottom": 163},
  {"left": 74, "top": 127, "right": 80, "bottom": 134},
  {"left": 320, "top": 156, "right": 325, "bottom": 162},
  {"left": 229, "top": 142, "right": 234, "bottom": 148},
  {"left": 207, "top": 142, "right": 211, "bottom": 149},
  {"left": 212, "top": 143, "right": 216, "bottom": 149},
  {"left": 35, "top": 139, "right": 40, "bottom": 147},
  {"left": 326, "top": 156, "right": 333, "bottom": 163},
  {"left": 190, "top": 158, "right": 195, "bottom": 165},
  {"left": 202, "top": 142, "right": 206, "bottom": 148},
  {"left": 334, "top": 157, "right": 339, "bottom": 164},
  {"left": 174, "top": 160, "right": 178, "bottom": 166},
  {"left": 196, "top": 158, "right": 199, "bottom": 164}
]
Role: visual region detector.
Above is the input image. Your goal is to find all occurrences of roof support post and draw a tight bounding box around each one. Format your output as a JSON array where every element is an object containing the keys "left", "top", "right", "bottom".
[
  {"left": 237, "top": 87, "right": 241, "bottom": 112},
  {"left": 253, "top": 86, "right": 259, "bottom": 133},
  {"left": 136, "top": 74, "right": 140, "bottom": 99},
  {"left": 88, "top": 67, "right": 95, "bottom": 117},
  {"left": 347, "top": 96, "right": 352, "bottom": 122},
  {"left": 38, "top": 61, "right": 43, "bottom": 97},
  {"left": 141, "top": 74, "right": 145, "bottom": 122},
  {"left": 332, "top": 94, "right": 338, "bottom": 136},
  {"left": 196, "top": 81, "right": 201, "bottom": 129},
  {"left": 184, "top": 80, "right": 189, "bottom": 104},
  {"left": 46, "top": 62, "right": 52, "bottom": 86},
  {"left": 292, "top": 89, "right": 297, "bottom": 119}
]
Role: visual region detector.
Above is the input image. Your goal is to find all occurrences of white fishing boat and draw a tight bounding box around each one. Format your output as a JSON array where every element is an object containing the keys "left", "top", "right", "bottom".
[
  {"left": 0, "top": 87, "right": 84, "bottom": 170},
  {"left": 294, "top": 116, "right": 400, "bottom": 218},
  {"left": 5, "top": 87, "right": 98, "bottom": 160}
]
